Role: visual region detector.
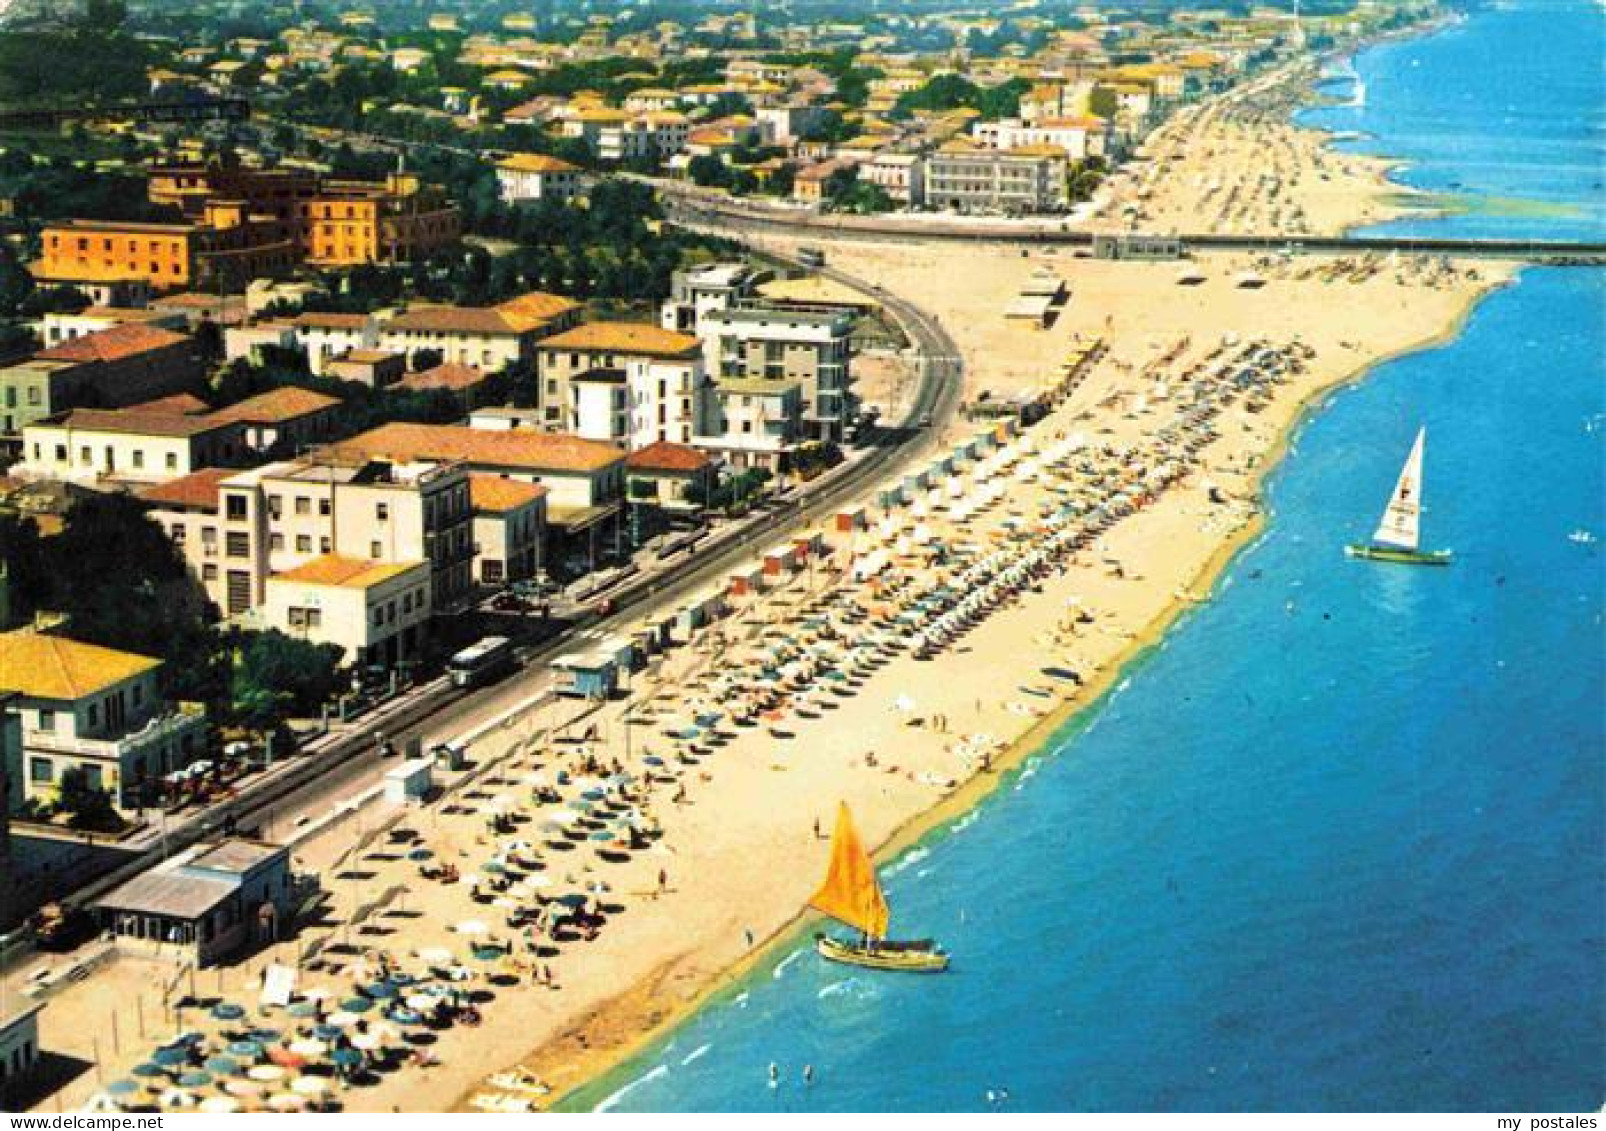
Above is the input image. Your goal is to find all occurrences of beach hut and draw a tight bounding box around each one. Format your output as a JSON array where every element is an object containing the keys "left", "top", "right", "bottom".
[
  {"left": 728, "top": 563, "right": 765, "bottom": 597},
  {"left": 834, "top": 507, "right": 866, "bottom": 533},
  {"left": 762, "top": 544, "right": 798, "bottom": 577},
  {"left": 552, "top": 653, "right": 618, "bottom": 700},
  {"left": 793, "top": 532, "right": 824, "bottom": 560},
  {"left": 601, "top": 636, "right": 639, "bottom": 673},
  {"left": 383, "top": 759, "right": 433, "bottom": 805}
]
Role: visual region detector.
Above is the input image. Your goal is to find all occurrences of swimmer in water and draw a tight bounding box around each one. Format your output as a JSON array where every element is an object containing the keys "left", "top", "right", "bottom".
[
  {"left": 803, "top": 1065, "right": 814, "bottom": 1086},
  {"left": 768, "top": 1063, "right": 779, "bottom": 1088}
]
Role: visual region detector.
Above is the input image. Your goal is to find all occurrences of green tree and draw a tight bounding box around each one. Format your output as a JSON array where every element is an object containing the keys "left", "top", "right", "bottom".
[
  {"left": 57, "top": 767, "right": 121, "bottom": 832},
  {"left": 229, "top": 630, "right": 345, "bottom": 731}
]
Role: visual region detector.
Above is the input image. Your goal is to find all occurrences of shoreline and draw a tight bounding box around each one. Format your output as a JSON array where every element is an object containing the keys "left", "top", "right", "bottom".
[
  {"left": 541, "top": 256, "right": 1515, "bottom": 1112},
  {"left": 514, "top": 16, "right": 1511, "bottom": 1113}
]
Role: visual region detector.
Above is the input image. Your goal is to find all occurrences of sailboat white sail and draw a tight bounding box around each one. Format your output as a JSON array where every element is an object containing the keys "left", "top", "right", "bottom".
[{"left": 1372, "top": 428, "right": 1425, "bottom": 551}]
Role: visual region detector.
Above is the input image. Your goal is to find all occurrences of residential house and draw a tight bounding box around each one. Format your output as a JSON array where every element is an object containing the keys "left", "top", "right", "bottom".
[
  {"left": 469, "top": 475, "right": 547, "bottom": 585},
  {"left": 292, "top": 312, "right": 379, "bottom": 377},
  {"left": 0, "top": 627, "right": 209, "bottom": 814},
  {"left": 494, "top": 153, "right": 585, "bottom": 204},
  {"left": 0, "top": 323, "right": 203, "bottom": 440},
  {"left": 20, "top": 408, "right": 246, "bottom": 485},
  {"left": 535, "top": 322, "right": 708, "bottom": 445}
]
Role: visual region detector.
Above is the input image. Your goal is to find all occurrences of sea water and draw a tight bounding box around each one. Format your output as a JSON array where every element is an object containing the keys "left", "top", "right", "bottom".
[{"left": 574, "top": 0, "right": 1606, "bottom": 1111}]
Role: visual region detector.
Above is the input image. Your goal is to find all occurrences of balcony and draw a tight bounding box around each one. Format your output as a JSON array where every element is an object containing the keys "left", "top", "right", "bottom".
[{"left": 25, "top": 707, "right": 208, "bottom": 762}]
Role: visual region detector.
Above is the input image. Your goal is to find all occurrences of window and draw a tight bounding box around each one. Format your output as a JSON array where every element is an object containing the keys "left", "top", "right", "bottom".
[
  {"left": 88, "top": 703, "right": 98, "bottom": 728},
  {"left": 37, "top": 709, "right": 55, "bottom": 732},
  {"left": 166, "top": 453, "right": 178, "bottom": 471},
  {"left": 171, "top": 523, "right": 186, "bottom": 544},
  {"left": 296, "top": 535, "right": 311, "bottom": 552},
  {"left": 269, "top": 533, "right": 284, "bottom": 551},
  {"left": 132, "top": 449, "right": 144, "bottom": 469},
  {"left": 226, "top": 532, "right": 249, "bottom": 557},
  {"left": 295, "top": 496, "right": 310, "bottom": 515},
  {"left": 370, "top": 541, "right": 382, "bottom": 559},
  {"left": 319, "top": 498, "right": 331, "bottom": 516},
  {"left": 30, "top": 758, "right": 52, "bottom": 783},
  {"left": 226, "top": 494, "right": 247, "bottom": 521},
  {"left": 267, "top": 495, "right": 282, "bottom": 518},
  {"left": 202, "top": 564, "right": 218, "bottom": 581},
  {"left": 376, "top": 502, "right": 389, "bottom": 520},
  {"left": 319, "top": 536, "right": 331, "bottom": 553},
  {"left": 79, "top": 446, "right": 90, "bottom": 464}
]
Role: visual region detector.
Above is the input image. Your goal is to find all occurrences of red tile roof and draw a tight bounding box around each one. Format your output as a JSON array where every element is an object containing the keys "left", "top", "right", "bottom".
[
  {"left": 124, "top": 392, "right": 211, "bottom": 416},
  {"left": 538, "top": 322, "right": 701, "bottom": 358},
  {"left": 398, "top": 362, "right": 489, "bottom": 392},
  {"left": 36, "top": 323, "right": 191, "bottom": 364},
  {"left": 331, "top": 422, "right": 625, "bottom": 474},
  {"left": 43, "top": 408, "right": 235, "bottom": 438},
  {"left": 205, "top": 387, "right": 342, "bottom": 425},
  {"left": 385, "top": 306, "right": 522, "bottom": 336},
  {"left": 469, "top": 473, "right": 548, "bottom": 512},
  {"left": 136, "top": 467, "right": 234, "bottom": 510},
  {"left": 626, "top": 441, "right": 713, "bottom": 474}
]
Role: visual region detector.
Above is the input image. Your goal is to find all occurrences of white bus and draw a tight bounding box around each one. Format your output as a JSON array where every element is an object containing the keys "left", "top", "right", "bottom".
[{"left": 447, "top": 636, "right": 515, "bottom": 688}]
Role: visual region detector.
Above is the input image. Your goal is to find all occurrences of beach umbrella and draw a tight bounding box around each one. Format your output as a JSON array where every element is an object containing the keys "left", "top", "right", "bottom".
[
  {"left": 331, "top": 1048, "right": 363, "bottom": 1070},
  {"left": 350, "top": 1032, "right": 383, "bottom": 1052},
  {"left": 454, "top": 919, "right": 489, "bottom": 936},
  {"left": 224, "top": 1079, "right": 264, "bottom": 1098},
  {"left": 177, "top": 1070, "right": 212, "bottom": 1088},
  {"left": 286, "top": 1039, "right": 326, "bottom": 1059},
  {"left": 248, "top": 1028, "right": 281, "bottom": 1043},
  {"left": 200, "top": 1096, "right": 240, "bottom": 1114},
  {"left": 202, "top": 1055, "right": 239, "bottom": 1076},
  {"left": 152, "top": 1046, "right": 189, "bottom": 1068},
  {"left": 157, "top": 1088, "right": 197, "bottom": 1109},
  {"left": 588, "top": 829, "right": 615, "bottom": 843},
  {"left": 407, "top": 847, "right": 433, "bottom": 861},
  {"left": 131, "top": 1063, "right": 165, "bottom": 1079},
  {"left": 268, "top": 1093, "right": 306, "bottom": 1112},
  {"left": 291, "top": 1076, "right": 330, "bottom": 1097},
  {"left": 316, "top": 1020, "right": 350, "bottom": 1037},
  {"left": 340, "top": 997, "right": 373, "bottom": 1014},
  {"left": 226, "top": 1039, "right": 263, "bottom": 1060},
  {"left": 388, "top": 1007, "right": 426, "bottom": 1027},
  {"left": 555, "top": 892, "right": 588, "bottom": 909},
  {"left": 246, "top": 1064, "right": 286, "bottom": 1083},
  {"left": 106, "top": 1080, "right": 140, "bottom": 1097},
  {"left": 472, "top": 945, "right": 506, "bottom": 962},
  {"left": 286, "top": 1001, "right": 318, "bottom": 1018},
  {"left": 364, "top": 980, "right": 399, "bottom": 1000},
  {"left": 267, "top": 1047, "right": 307, "bottom": 1070},
  {"left": 417, "top": 946, "right": 455, "bottom": 964},
  {"left": 210, "top": 1002, "right": 246, "bottom": 1021}
]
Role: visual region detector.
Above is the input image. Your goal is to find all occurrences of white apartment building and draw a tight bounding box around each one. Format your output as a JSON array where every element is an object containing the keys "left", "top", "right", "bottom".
[
  {"left": 494, "top": 153, "right": 585, "bottom": 204},
  {"left": 925, "top": 144, "right": 1071, "bottom": 215},
  {"left": 292, "top": 312, "right": 380, "bottom": 377},
  {"left": 698, "top": 306, "right": 855, "bottom": 441},
  {"left": 263, "top": 556, "right": 432, "bottom": 670},
  {"left": 659, "top": 262, "right": 764, "bottom": 334},
  {"left": 860, "top": 153, "right": 927, "bottom": 206},
  {"left": 20, "top": 409, "right": 246, "bottom": 485},
  {"left": 972, "top": 116, "right": 1111, "bottom": 161},
  {"left": 697, "top": 378, "right": 804, "bottom": 472},
  {"left": 139, "top": 455, "right": 475, "bottom": 619}
]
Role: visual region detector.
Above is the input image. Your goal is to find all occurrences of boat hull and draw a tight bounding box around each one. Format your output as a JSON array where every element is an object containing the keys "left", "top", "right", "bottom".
[
  {"left": 815, "top": 935, "right": 949, "bottom": 973},
  {"left": 1345, "top": 544, "right": 1453, "bottom": 566}
]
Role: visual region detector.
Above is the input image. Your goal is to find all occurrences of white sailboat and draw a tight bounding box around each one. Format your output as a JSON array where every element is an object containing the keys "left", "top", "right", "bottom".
[{"left": 1346, "top": 428, "right": 1453, "bottom": 565}]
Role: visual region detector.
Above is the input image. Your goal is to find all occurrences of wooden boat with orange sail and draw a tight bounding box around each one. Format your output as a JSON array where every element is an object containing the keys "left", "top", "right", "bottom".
[{"left": 808, "top": 802, "right": 949, "bottom": 973}]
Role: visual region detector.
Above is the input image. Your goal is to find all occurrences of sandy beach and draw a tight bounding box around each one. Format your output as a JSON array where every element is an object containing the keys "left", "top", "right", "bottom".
[{"left": 15, "top": 48, "right": 1520, "bottom": 1119}]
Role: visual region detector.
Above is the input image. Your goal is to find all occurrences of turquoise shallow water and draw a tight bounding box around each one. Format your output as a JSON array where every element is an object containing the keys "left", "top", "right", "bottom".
[{"left": 574, "top": 0, "right": 1606, "bottom": 1112}]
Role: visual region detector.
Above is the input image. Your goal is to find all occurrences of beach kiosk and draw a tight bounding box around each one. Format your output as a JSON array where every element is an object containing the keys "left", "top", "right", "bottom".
[
  {"left": 834, "top": 507, "right": 866, "bottom": 533},
  {"left": 877, "top": 484, "right": 905, "bottom": 509},
  {"left": 383, "top": 759, "right": 433, "bottom": 805},
  {"left": 601, "top": 635, "right": 639, "bottom": 674},
  {"left": 729, "top": 563, "right": 765, "bottom": 597},
  {"left": 553, "top": 653, "right": 619, "bottom": 699},
  {"left": 762, "top": 543, "right": 798, "bottom": 577},
  {"left": 793, "top": 532, "right": 824, "bottom": 560}
]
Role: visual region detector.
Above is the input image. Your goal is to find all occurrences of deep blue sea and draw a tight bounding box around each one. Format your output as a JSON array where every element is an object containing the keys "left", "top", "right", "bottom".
[{"left": 574, "top": 0, "right": 1606, "bottom": 1111}]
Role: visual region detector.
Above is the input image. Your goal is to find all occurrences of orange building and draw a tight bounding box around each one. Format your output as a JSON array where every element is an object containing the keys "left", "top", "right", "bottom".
[
  {"left": 34, "top": 201, "right": 298, "bottom": 297},
  {"left": 145, "top": 164, "right": 461, "bottom": 268}
]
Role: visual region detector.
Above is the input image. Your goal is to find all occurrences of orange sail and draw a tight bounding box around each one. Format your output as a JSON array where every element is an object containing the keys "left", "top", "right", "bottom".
[{"left": 808, "top": 802, "right": 890, "bottom": 939}]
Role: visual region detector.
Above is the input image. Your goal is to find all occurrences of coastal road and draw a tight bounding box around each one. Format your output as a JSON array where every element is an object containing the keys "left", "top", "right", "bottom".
[
  {"left": 37, "top": 247, "right": 964, "bottom": 925},
  {"left": 655, "top": 182, "right": 1606, "bottom": 264}
]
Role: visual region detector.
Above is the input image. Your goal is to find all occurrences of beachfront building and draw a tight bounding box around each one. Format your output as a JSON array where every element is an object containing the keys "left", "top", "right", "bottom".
[
  {"left": 658, "top": 262, "right": 765, "bottom": 335},
  {"left": 698, "top": 306, "right": 855, "bottom": 441},
  {"left": 139, "top": 452, "right": 474, "bottom": 619},
  {"left": 860, "top": 153, "right": 927, "bottom": 207},
  {"left": 925, "top": 143, "right": 1071, "bottom": 215},
  {"left": 697, "top": 378, "right": 805, "bottom": 472},
  {"left": 494, "top": 153, "right": 585, "bottom": 204},
  {"left": 469, "top": 474, "right": 548, "bottom": 585},
  {"left": 262, "top": 556, "right": 432, "bottom": 669},
  {"left": 972, "top": 116, "right": 1112, "bottom": 161},
  {"left": 625, "top": 441, "right": 716, "bottom": 523},
  {"left": 0, "top": 1002, "right": 43, "bottom": 1101},
  {"left": 328, "top": 423, "right": 626, "bottom": 575},
  {"left": 0, "top": 628, "right": 209, "bottom": 814},
  {"left": 91, "top": 839, "right": 294, "bottom": 966},
  {"left": 535, "top": 322, "right": 707, "bottom": 440}
]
